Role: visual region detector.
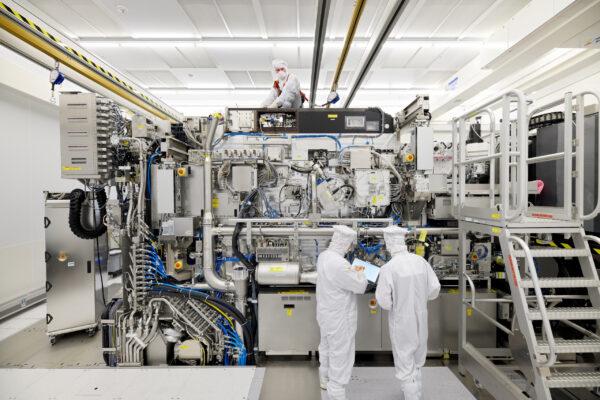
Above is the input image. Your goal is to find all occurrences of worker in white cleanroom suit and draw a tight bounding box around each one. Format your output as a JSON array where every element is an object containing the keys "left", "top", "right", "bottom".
[
  {"left": 316, "top": 225, "right": 368, "bottom": 400},
  {"left": 261, "top": 59, "right": 306, "bottom": 108},
  {"left": 375, "top": 226, "right": 441, "bottom": 400}
]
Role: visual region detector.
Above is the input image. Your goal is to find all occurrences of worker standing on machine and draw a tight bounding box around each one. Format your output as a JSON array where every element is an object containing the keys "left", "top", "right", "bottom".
[
  {"left": 261, "top": 59, "right": 307, "bottom": 108},
  {"left": 316, "top": 225, "right": 368, "bottom": 400},
  {"left": 375, "top": 226, "right": 441, "bottom": 400}
]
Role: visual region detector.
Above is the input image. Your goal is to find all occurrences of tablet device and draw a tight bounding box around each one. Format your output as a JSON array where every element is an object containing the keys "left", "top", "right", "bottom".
[{"left": 352, "top": 258, "right": 380, "bottom": 283}]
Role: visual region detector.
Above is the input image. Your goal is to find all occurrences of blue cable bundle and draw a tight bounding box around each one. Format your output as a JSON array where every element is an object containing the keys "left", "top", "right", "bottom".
[
  {"left": 217, "top": 317, "right": 247, "bottom": 366},
  {"left": 359, "top": 241, "right": 383, "bottom": 255}
]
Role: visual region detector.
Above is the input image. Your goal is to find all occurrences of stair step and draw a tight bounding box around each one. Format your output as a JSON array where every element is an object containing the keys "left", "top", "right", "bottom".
[
  {"left": 513, "top": 247, "right": 588, "bottom": 258},
  {"left": 528, "top": 307, "right": 600, "bottom": 320},
  {"left": 545, "top": 371, "right": 600, "bottom": 388},
  {"left": 521, "top": 277, "right": 600, "bottom": 288},
  {"left": 537, "top": 338, "right": 600, "bottom": 353}
]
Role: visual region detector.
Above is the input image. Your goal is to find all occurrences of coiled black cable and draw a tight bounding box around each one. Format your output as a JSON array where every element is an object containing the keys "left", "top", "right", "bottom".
[{"left": 68, "top": 188, "right": 107, "bottom": 240}]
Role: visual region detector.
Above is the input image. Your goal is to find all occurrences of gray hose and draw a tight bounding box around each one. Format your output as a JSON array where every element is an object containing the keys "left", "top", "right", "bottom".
[{"left": 203, "top": 117, "right": 235, "bottom": 292}]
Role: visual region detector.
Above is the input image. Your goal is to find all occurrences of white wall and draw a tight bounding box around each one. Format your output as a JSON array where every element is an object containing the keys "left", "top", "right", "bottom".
[{"left": 0, "top": 83, "right": 76, "bottom": 308}]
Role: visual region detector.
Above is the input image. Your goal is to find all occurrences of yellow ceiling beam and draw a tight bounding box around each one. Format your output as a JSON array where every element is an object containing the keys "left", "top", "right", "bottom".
[{"left": 0, "top": 4, "right": 176, "bottom": 121}]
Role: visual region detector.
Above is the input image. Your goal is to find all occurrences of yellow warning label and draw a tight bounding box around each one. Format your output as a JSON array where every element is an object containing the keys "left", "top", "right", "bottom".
[
  {"left": 278, "top": 290, "right": 307, "bottom": 295},
  {"left": 418, "top": 230, "right": 428, "bottom": 242},
  {"left": 327, "top": 114, "right": 338, "bottom": 119},
  {"left": 490, "top": 213, "right": 502, "bottom": 220},
  {"left": 286, "top": 309, "right": 293, "bottom": 317},
  {"left": 448, "top": 288, "right": 459, "bottom": 295},
  {"left": 370, "top": 310, "right": 377, "bottom": 315},
  {"left": 466, "top": 307, "right": 473, "bottom": 317},
  {"left": 491, "top": 227, "right": 502, "bottom": 235},
  {"left": 415, "top": 244, "right": 425, "bottom": 256},
  {"left": 62, "top": 166, "right": 81, "bottom": 171},
  {"left": 370, "top": 194, "right": 384, "bottom": 206},
  {"left": 211, "top": 197, "right": 219, "bottom": 208},
  {"left": 269, "top": 266, "right": 284, "bottom": 272}
]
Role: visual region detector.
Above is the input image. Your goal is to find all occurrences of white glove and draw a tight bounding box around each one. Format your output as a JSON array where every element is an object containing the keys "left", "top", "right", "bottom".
[{"left": 269, "top": 101, "right": 279, "bottom": 108}]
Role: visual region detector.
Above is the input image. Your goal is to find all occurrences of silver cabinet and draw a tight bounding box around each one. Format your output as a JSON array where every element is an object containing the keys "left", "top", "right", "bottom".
[
  {"left": 382, "top": 290, "right": 497, "bottom": 355},
  {"left": 45, "top": 199, "right": 107, "bottom": 342},
  {"left": 355, "top": 294, "right": 382, "bottom": 351},
  {"left": 258, "top": 289, "right": 497, "bottom": 355},
  {"left": 258, "top": 290, "right": 320, "bottom": 353},
  {"left": 258, "top": 291, "right": 382, "bottom": 353}
]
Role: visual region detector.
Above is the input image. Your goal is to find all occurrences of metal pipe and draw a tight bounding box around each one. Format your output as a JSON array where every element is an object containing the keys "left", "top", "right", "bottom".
[
  {"left": 211, "top": 226, "right": 458, "bottom": 237},
  {"left": 563, "top": 92, "right": 573, "bottom": 219},
  {"left": 300, "top": 270, "right": 318, "bottom": 284},
  {"left": 329, "top": 0, "right": 367, "bottom": 97},
  {"left": 226, "top": 217, "right": 393, "bottom": 224},
  {"left": 343, "top": 0, "right": 410, "bottom": 108},
  {"left": 311, "top": 172, "right": 318, "bottom": 214},
  {"left": 370, "top": 150, "right": 402, "bottom": 181},
  {"left": 458, "top": 153, "right": 502, "bottom": 165},
  {"left": 451, "top": 120, "right": 459, "bottom": 216},
  {"left": 309, "top": 0, "right": 331, "bottom": 107},
  {"left": 527, "top": 152, "right": 570, "bottom": 164},
  {"left": 203, "top": 117, "right": 235, "bottom": 292}
]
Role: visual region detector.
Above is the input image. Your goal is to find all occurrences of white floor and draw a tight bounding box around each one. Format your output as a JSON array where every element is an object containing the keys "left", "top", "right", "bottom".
[
  {"left": 332, "top": 367, "right": 477, "bottom": 400},
  {"left": 0, "top": 367, "right": 265, "bottom": 400},
  {"left": 0, "top": 303, "right": 46, "bottom": 342}
]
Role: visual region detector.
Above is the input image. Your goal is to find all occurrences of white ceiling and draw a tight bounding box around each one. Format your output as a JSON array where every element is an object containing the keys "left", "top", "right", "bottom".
[{"left": 17, "top": 0, "right": 531, "bottom": 115}]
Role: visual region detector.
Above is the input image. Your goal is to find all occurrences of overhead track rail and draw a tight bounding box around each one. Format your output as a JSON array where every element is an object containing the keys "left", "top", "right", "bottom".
[
  {"left": 309, "top": 0, "right": 331, "bottom": 107},
  {"left": 0, "top": 1, "right": 180, "bottom": 121},
  {"left": 327, "top": 0, "right": 367, "bottom": 107},
  {"left": 343, "top": 0, "right": 411, "bottom": 107}
]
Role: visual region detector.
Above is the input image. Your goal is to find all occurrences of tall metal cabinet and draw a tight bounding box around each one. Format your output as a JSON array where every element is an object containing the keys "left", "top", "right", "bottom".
[{"left": 44, "top": 196, "right": 108, "bottom": 344}]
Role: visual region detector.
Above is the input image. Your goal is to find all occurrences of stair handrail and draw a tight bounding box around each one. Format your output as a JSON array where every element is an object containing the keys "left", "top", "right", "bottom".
[
  {"left": 582, "top": 235, "right": 600, "bottom": 281},
  {"left": 508, "top": 235, "right": 557, "bottom": 367}
]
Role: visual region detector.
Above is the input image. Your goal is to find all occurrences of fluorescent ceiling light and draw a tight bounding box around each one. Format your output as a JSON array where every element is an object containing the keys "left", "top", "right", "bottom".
[
  {"left": 79, "top": 41, "right": 121, "bottom": 48},
  {"left": 120, "top": 41, "right": 195, "bottom": 48}
]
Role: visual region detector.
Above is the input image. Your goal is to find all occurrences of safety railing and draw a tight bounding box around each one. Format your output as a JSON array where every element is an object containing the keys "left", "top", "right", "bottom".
[
  {"left": 527, "top": 91, "right": 600, "bottom": 221},
  {"left": 575, "top": 92, "right": 600, "bottom": 220},
  {"left": 453, "top": 89, "right": 600, "bottom": 224},
  {"left": 509, "top": 236, "right": 557, "bottom": 367},
  {"left": 452, "top": 90, "right": 528, "bottom": 221},
  {"left": 527, "top": 93, "right": 574, "bottom": 221},
  {"left": 463, "top": 272, "right": 513, "bottom": 336}
]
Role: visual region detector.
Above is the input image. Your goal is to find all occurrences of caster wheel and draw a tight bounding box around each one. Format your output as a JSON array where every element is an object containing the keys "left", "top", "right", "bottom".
[
  {"left": 49, "top": 336, "right": 56, "bottom": 345},
  {"left": 86, "top": 328, "right": 96, "bottom": 337}
]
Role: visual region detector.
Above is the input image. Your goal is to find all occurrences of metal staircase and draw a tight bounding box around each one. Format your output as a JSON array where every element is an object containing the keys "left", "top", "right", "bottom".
[
  {"left": 500, "top": 228, "right": 600, "bottom": 398},
  {"left": 453, "top": 89, "right": 600, "bottom": 399}
]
